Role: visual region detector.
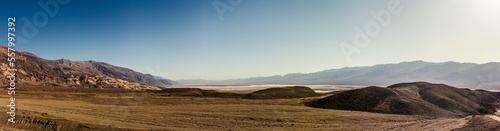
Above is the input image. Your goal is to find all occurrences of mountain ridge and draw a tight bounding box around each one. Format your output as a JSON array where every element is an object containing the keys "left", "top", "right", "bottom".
[
  {"left": 0, "top": 46, "right": 176, "bottom": 90},
  {"left": 178, "top": 61, "right": 500, "bottom": 90}
]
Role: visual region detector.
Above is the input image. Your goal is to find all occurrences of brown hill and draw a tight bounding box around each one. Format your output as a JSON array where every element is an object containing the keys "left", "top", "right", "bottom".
[
  {"left": 306, "top": 82, "right": 500, "bottom": 117},
  {"left": 243, "top": 86, "right": 321, "bottom": 99},
  {"left": 155, "top": 88, "right": 245, "bottom": 98},
  {"left": 154, "top": 86, "right": 321, "bottom": 99},
  {"left": 0, "top": 46, "right": 176, "bottom": 90},
  {"left": 477, "top": 89, "right": 500, "bottom": 100},
  {"left": 155, "top": 88, "right": 219, "bottom": 96}
]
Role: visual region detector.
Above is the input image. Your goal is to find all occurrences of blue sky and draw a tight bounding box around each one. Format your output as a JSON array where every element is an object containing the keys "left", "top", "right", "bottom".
[{"left": 1, "top": 0, "right": 500, "bottom": 80}]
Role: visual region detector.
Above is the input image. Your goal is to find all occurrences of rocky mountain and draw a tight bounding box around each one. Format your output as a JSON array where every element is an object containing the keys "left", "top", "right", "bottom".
[
  {"left": 306, "top": 82, "right": 500, "bottom": 117},
  {"left": 178, "top": 61, "right": 500, "bottom": 90},
  {"left": 0, "top": 46, "right": 176, "bottom": 90}
]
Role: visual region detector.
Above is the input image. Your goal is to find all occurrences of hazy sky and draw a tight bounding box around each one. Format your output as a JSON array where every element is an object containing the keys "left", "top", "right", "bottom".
[{"left": 1, "top": 0, "right": 499, "bottom": 80}]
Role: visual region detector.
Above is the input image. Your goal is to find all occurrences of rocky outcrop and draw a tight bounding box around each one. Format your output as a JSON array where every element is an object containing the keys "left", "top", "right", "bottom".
[
  {"left": 75, "top": 75, "right": 160, "bottom": 90},
  {"left": 48, "top": 59, "right": 176, "bottom": 87}
]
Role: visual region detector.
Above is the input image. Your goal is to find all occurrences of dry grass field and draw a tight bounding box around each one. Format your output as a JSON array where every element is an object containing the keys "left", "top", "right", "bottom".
[{"left": 0, "top": 86, "right": 498, "bottom": 130}]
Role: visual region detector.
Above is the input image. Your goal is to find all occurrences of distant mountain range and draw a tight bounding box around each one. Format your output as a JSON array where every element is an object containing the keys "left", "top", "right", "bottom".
[
  {"left": 179, "top": 61, "right": 500, "bottom": 90},
  {"left": 0, "top": 46, "right": 176, "bottom": 90},
  {"left": 3, "top": 45, "right": 498, "bottom": 90}
]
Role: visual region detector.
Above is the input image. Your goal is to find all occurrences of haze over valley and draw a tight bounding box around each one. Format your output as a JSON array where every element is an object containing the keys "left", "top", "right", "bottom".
[{"left": 179, "top": 61, "right": 500, "bottom": 90}]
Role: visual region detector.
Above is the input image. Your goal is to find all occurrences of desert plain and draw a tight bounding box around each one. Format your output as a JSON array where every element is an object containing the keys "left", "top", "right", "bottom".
[{"left": 0, "top": 85, "right": 499, "bottom": 131}]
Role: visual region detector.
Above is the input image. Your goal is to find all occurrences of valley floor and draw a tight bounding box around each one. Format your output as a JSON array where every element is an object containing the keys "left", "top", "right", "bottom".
[{"left": 0, "top": 86, "right": 498, "bottom": 130}]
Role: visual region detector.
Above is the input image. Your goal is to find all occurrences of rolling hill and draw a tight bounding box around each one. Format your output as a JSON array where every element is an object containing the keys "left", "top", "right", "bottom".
[
  {"left": 306, "top": 82, "right": 500, "bottom": 117},
  {"left": 242, "top": 86, "right": 321, "bottom": 99}
]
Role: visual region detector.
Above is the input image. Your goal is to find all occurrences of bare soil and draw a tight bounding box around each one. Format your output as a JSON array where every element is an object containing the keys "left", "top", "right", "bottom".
[{"left": 0, "top": 86, "right": 497, "bottom": 130}]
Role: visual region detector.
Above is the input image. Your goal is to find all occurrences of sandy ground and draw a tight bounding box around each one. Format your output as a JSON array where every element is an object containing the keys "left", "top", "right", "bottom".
[{"left": 0, "top": 86, "right": 496, "bottom": 130}]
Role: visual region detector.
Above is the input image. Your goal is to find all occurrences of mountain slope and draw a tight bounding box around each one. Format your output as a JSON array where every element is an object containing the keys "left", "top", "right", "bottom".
[
  {"left": 306, "top": 82, "right": 500, "bottom": 117},
  {"left": 0, "top": 46, "right": 176, "bottom": 90}
]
